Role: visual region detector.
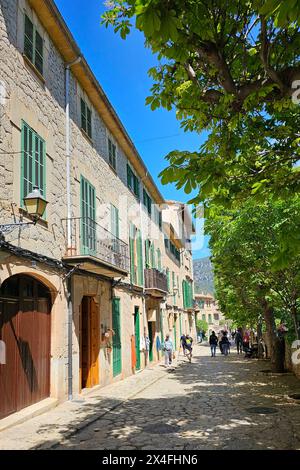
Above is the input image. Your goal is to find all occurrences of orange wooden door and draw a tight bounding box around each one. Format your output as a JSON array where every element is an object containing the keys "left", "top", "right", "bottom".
[{"left": 81, "top": 297, "right": 99, "bottom": 389}]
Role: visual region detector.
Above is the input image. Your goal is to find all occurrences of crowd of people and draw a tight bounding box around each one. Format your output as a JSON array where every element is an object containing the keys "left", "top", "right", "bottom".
[
  {"left": 208, "top": 327, "right": 262, "bottom": 358},
  {"left": 162, "top": 325, "right": 268, "bottom": 367}
]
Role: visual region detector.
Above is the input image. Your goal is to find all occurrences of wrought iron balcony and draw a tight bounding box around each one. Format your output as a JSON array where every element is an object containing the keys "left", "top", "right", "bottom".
[
  {"left": 62, "top": 217, "right": 129, "bottom": 277},
  {"left": 144, "top": 268, "right": 168, "bottom": 297}
]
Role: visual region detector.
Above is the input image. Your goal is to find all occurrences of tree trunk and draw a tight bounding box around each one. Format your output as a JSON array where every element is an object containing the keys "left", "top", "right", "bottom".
[
  {"left": 291, "top": 306, "right": 300, "bottom": 340},
  {"left": 257, "top": 320, "right": 264, "bottom": 359},
  {"left": 261, "top": 298, "right": 285, "bottom": 372}
]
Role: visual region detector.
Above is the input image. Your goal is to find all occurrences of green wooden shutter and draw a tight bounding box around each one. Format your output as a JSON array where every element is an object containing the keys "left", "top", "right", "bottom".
[
  {"left": 150, "top": 243, "right": 156, "bottom": 268},
  {"left": 172, "top": 272, "right": 176, "bottom": 304},
  {"left": 24, "top": 15, "right": 34, "bottom": 63},
  {"left": 80, "top": 176, "right": 96, "bottom": 254},
  {"left": 129, "top": 223, "right": 136, "bottom": 284},
  {"left": 86, "top": 105, "right": 92, "bottom": 138},
  {"left": 177, "top": 276, "right": 180, "bottom": 297},
  {"left": 136, "top": 229, "right": 143, "bottom": 286},
  {"left": 21, "top": 122, "right": 45, "bottom": 203},
  {"left": 160, "top": 310, "right": 164, "bottom": 343},
  {"left": 34, "top": 29, "right": 43, "bottom": 75},
  {"left": 134, "top": 307, "right": 141, "bottom": 370},
  {"left": 134, "top": 175, "right": 140, "bottom": 199},
  {"left": 81, "top": 99, "right": 87, "bottom": 132},
  {"left": 167, "top": 269, "right": 170, "bottom": 292},
  {"left": 157, "top": 249, "right": 162, "bottom": 271},
  {"left": 145, "top": 240, "right": 150, "bottom": 268},
  {"left": 111, "top": 205, "right": 119, "bottom": 238},
  {"left": 112, "top": 298, "right": 122, "bottom": 377},
  {"left": 182, "top": 280, "right": 186, "bottom": 308},
  {"left": 127, "top": 164, "right": 132, "bottom": 189}
]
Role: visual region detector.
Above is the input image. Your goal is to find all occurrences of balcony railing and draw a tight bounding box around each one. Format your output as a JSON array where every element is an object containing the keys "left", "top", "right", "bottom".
[
  {"left": 63, "top": 217, "right": 130, "bottom": 273},
  {"left": 144, "top": 268, "right": 168, "bottom": 294}
]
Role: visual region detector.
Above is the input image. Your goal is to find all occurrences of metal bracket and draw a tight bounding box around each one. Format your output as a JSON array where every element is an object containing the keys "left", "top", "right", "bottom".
[
  {"left": 112, "top": 277, "right": 123, "bottom": 288},
  {"left": 0, "top": 222, "right": 34, "bottom": 235}
]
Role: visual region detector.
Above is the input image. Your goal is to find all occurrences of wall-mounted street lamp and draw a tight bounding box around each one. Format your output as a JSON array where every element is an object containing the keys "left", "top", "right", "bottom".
[{"left": 0, "top": 186, "right": 48, "bottom": 235}]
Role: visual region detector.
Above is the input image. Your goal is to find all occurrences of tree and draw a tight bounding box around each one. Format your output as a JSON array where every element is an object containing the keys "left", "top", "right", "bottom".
[
  {"left": 103, "top": 1, "right": 300, "bottom": 206},
  {"left": 196, "top": 319, "right": 208, "bottom": 335},
  {"left": 208, "top": 197, "right": 300, "bottom": 371}
]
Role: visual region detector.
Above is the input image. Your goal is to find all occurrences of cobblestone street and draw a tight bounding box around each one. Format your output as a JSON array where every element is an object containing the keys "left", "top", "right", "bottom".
[{"left": 1, "top": 344, "right": 300, "bottom": 450}]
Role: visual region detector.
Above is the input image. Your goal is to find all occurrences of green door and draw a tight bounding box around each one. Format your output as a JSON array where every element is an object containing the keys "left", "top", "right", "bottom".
[
  {"left": 134, "top": 307, "right": 141, "bottom": 371},
  {"left": 112, "top": 298, "right": 122, "bottom": 377},
  {"left": 81, "top": 176, "right": 96, "bottom": 255},
  {"left": 160, "top": 310, "right": 164, "bottom": 344},
  {"left": 148, "top": 321, "right": 153, "bottom": 362}
]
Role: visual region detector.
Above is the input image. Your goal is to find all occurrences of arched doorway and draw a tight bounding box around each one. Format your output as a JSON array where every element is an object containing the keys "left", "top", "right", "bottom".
[{"left": 0, "top": 274, "right": 52, "bottom": 420}]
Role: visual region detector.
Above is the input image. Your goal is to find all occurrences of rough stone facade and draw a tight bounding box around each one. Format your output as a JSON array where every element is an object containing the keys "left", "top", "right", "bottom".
[{"left": 0, "top": 0, "right": 196, "bottom": 417}]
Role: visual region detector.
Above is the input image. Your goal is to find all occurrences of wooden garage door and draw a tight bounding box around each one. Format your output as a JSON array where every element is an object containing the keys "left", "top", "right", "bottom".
[{"left": 0, "top": 275, "right": 51, "bottom": 420}]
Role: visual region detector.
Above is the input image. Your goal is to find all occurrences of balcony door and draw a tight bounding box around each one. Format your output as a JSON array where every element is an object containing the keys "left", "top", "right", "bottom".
[{"left": 81, "top": 176, "right": 96, "bottom": 255}]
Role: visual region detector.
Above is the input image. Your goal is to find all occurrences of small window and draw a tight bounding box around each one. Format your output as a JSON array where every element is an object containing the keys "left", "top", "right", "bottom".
[
  {"left": 21, "top": 121, "right": 46, "bottom": 204},
  {"left": 143, "top": 189, "right": 152, "bottom": 216},
  {"left": 108, "top": 137, "right": 117, "bottom": 170},
  {"left": 127, "top": 164, "right": 140, "bottom": 199},
  {"left": 24, "top": 14, "right": 44, "bottom": 75},
  {"left": 81, "top": 98, "right": 92, "bottom": 139}
]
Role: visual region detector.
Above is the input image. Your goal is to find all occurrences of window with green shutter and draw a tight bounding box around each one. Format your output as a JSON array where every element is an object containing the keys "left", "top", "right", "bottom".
[
  {"left": 112, "top": 298, "right": 122, "bottom": 377},
  {"left": 127, "top": 164, "right": 140, "bottom": 199},
  {"left": 157, "top": 248, "right": 162, "bottom": 271},
  {"left": 80, "top": 176, "right": 96, "bottom": 255},
  {"left": 129, "top": 223, "right": 136, "bottom": 284},
  {"left": 111, "top": 205, "right": 119, "bottom": 254},
  {"left": 24, "top": 14, "right": 44, "bottom": 75},
  {"left": 81, "top": 98, "right": 92, "bottom": 138},
  {"left": 172, "top": 272, "right": 176, "bottom": 305},
  {"left": 111, "top": 205, "right": 119, "bottom": 238},
  {"left": 136, "top": 229, "right": 144, "bottom": 286},
  {"left": 177, "top": 276, "right": 180, "bottom": 297},
  {"left": 167, "top": 269, "right": 170, "bottom": 292},
  {"left": 108, "top": 137, "right": 117, "bottom": 170},
  {"left": 21, "top": 121, "right": 45, "bottom": 204},
  {"left": 145, "top": 239, "right": 151, "bottom": 268},
  {"left": 150, "top": 243, "right": 156, "bottom": 269},
  {"left": 143, "top": 189, "right": 152, "bottom": 216}
]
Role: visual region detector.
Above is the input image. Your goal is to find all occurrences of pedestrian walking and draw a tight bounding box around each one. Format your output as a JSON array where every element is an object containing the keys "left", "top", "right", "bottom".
[
  {"left": 235, "top": 328, "right": 243, "bottom": 354},
  {"left": 163, "top": 334, "right": 174, "bottom": 367},
  {"left": 220, "top": 331, "right": 230, "bottom": 356},
  {"left": 184, "top": 334, "right": 193, "bottom": 362},
  {"left": 209, "top": 331, "right": 218, "bottom": 357}
]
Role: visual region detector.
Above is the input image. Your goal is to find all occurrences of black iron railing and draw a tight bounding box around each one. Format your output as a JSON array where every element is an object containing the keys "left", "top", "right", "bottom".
[
  {"left": 144, "top": 268, "right": 168, "bottom": 293},
  {"left": 63, "top": 217, "right": 129, "bottom": 273}
]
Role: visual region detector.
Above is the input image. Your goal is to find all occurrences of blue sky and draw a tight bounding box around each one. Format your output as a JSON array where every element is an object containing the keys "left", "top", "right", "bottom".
[{"left": 55, "top": 0, "right": 210, "bottom": 259}]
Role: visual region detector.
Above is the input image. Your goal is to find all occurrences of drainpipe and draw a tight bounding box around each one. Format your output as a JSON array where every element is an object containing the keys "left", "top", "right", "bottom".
[
  {"left": 66, "top": 56, "right": 82, "bottom": 248},
  {"left": 65, "top": 56, "right": 82, "bottom": 401}
]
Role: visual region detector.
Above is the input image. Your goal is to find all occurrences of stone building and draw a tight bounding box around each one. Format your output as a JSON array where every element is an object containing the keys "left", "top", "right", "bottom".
[
  {"left": 194, "top": 293, "right": 225, "bottom": 335},
  {"left": 0, "top": 0, "right": 196, "bottom": 422}
]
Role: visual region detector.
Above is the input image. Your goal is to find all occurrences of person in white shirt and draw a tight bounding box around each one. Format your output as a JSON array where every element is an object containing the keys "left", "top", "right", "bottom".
[{"left": 163, "top": 335, "right": 174, "bottom": 367}]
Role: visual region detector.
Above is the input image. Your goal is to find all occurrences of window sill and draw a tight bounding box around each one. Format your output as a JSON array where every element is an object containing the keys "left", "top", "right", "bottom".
[
  {"left": 81, "top": 128, "right": 94, "bottom": 146},
  {"left": 19, "top": 208, "right": 48, "bottom": 229},
  {"left": 22, "top": 54, "right": 45, "bottom": 85}
]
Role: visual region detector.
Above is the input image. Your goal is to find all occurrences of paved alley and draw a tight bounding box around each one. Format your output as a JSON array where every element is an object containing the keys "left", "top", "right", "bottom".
[{"left": 1, "top": 344, "right": 300, "bottom": 450}]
